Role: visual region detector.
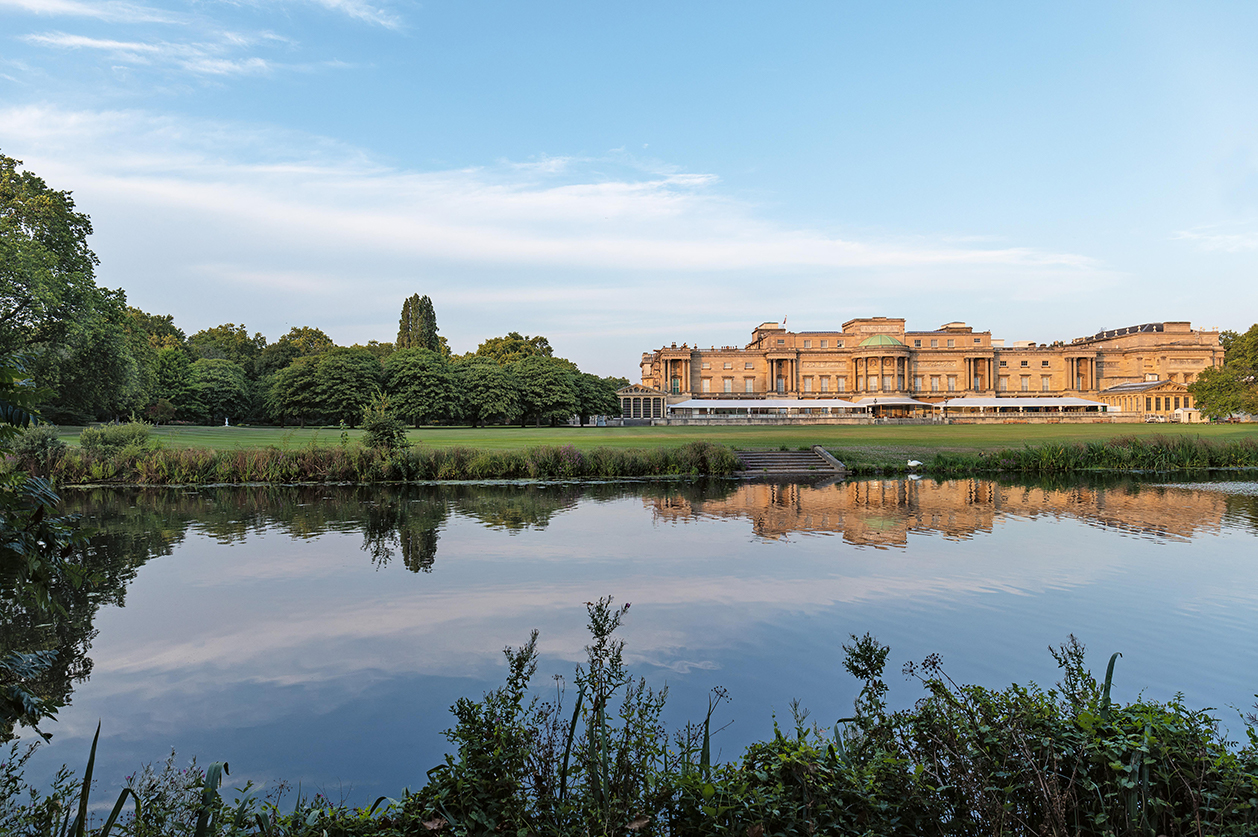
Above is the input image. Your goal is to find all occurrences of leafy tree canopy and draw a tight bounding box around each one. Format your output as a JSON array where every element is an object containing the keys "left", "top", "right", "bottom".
[
  {"left": 256, "top": 325, "right": 335, "bottom": 377},
  {"left": 1191, "top": 323, "right": 1258, "bottom": 418},
  {"left": 385, "top": 348, "right": 457, "bottom": 426},
  {"left": 0, "top": 152, "right": 102, "bottom": 355},
  {"left": 188, "top": 323, "right": 267, "bottom": 370},
  {"left": 510, "top": 354, "right": 577, "bottom": 426},
  {"left": 316, "top": 347, "right": 383, "bottom": 426},
  {"left": 188, "top": 358, "right": 249, "bottom": 424},
  {"left": 476, "top": 332, "right": 553, "bottom": 366},
  {"left": 127, "top": 307, "right": 186, "bottom": 350},
  {"left": 454, "top": 356, "right": 520, "bottom": 427}
]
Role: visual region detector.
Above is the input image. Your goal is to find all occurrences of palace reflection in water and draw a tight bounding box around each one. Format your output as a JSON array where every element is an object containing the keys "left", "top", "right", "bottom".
[{"left": 649, "top": 478, "right": 1252, "bottom": 546}]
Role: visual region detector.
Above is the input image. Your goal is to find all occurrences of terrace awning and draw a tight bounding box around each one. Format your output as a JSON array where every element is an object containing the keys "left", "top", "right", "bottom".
[
  {"left": 667, "top": 398, "right": 866, "bottom": 411},
  {"left": 854, "top": 396, "right": 935, "bottom": 408},
  {"left": 936, "top": 397, "right": 1107, "bottom": 410}
]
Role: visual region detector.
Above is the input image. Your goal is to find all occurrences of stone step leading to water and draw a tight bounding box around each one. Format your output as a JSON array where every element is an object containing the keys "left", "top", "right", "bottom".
[{"left": 735, "top": 446, "right": 845, "bottom": 476}]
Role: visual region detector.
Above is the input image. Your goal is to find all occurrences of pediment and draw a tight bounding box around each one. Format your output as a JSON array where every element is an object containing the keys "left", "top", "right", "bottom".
[{"left": 617, "top": 384, "right": 667, "bottom": 396}]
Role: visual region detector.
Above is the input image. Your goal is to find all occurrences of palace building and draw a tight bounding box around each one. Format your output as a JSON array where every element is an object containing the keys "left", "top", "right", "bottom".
[{"left": 624, "top": 318, "right": 1222, "bottom": 421}]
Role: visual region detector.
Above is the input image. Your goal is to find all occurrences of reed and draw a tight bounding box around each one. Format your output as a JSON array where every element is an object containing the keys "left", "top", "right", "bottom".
[
  {"left": 927, "top": 434, "right": 1258, "bottom": 475},
  {"left": 13, "top": 440, "right": 741, "bottom": 485}
]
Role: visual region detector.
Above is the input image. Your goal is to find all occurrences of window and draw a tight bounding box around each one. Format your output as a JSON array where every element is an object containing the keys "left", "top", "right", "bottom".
[
  {"left": 999, "top": 376, "right": 1008, "bottom": 391},
  {"left": 723, "top": 378, "right": 733, "bottom": 393},
  {"left": 776, "top": 377, "right": 785, "bottom": 393},
  {"left": 914, "top": 376, "right": 923, "bottom": 391},
  {"left": 1155, "top": 397, "right": 1161, "bottom": 411},
  {"left": 820, "top": 377, "right": 829, "bottom": 392},
  {"left": 914, "top": 339, "right": 922, "bottom": 348},
  {"left": 723, "top": 361, "right": 733, "bottom": 369},
  {"left": 947, "top": 339, "right": 955, "bottom": 348},
  {"left": 744, "top": 362, "right": 753, "bottom": 369},
  {"left": 1041, "top": 376, "right": 1051, "bottom": 391},
  {"left": 974, "top": 338, "right": 981, "bottom": 344},
  {"left": 835, "top": 340, "right": 844, "bottom": 348},
  {"left": 1174, "top": 396, "right": 1180, "bottom": 410},
  {"left": 1020, "top": 360, "right": 1029, "bottom": 367},
  {"left": 836, "top": 377, "right": 846, "bottom": 392},
  {"left": 1146, "top": 397, "right": 1152, "bottom": 411},
  {"left": 930, "top": 339, "right": 938, "bottom": 348},
  {"left": 803, "top": 340, "right": 811, "bottom": 348},
  {"left": 947, "top": 376, "right": 956, "bottom": 391},
  {"left": 701, "top": 362, "right": 710, "bottom": 369},
  {"left": 701, "top": 378, "right": 711, "bottom": 393},
  {"left": 820, "top": 340, "right": 828, "bottom": 348},
  {"left": 670, "top": 377, "right": 680, "bottom": 394},
  {"left": 803, "top": 377, "right": 813, "bottom": 392},
  {"left": 777, "top": 339, "right": 785, "bottom": 344},
  {"left": 744, "top": 378, "right": 754, "bottom": 392},
  {"left": 1021, "top": 377, "right": 1030, "bottom": 391},
  {"left": 931, "top": 376, "right": 940, "bottom": 392},
  {"left": 1041, "top": 360, "right": 1050, "bottom": 367},
  {"left": 999, "top": 360, "right": 1007, "bottom": 367},
  {"left": 883, "top": 375, "right": 893, "bottom": 390}
]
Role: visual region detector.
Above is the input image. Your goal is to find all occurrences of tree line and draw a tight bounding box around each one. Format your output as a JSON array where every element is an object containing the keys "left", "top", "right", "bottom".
[
  {"left": 1188, "top": 323, "right": 1258, "bottom": 419},
  {"left": 1, "top": 152, "right": 625, "bottom": 427}
]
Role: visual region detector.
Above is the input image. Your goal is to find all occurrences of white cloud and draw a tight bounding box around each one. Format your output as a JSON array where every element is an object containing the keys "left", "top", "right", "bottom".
[
  {"left": 0, "top": 105, "right": 1121, "bottom": 367},
  {"left": 0, "top": 0, "right": 182, "bottom": 23},
  {"left": 22, "top": 30, "right": 283, "bottom": 75},
  {"left": 304, "top": 0, "right": 401, "bottom": 29},
  {"left": 1173, "top": 223, "right": 1258, "bottom": 252}
]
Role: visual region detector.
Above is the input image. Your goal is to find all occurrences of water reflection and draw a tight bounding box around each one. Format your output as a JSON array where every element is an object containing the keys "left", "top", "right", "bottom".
[
  {"left": 9, "top": 475, "right": 1258, "bottom": 801},
  {"left": 653, "top": 477, "right": 1253, "bottom": 546}
]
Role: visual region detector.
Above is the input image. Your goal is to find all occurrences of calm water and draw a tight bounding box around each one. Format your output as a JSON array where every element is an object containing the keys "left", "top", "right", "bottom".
[{"left": 15, "top": 476, "right": 1258, "bottom": 804}]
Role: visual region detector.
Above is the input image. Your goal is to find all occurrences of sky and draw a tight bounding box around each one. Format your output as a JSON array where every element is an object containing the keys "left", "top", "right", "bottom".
[{"left": 2, "top": 1, "right": 1257, "bottom": 376}]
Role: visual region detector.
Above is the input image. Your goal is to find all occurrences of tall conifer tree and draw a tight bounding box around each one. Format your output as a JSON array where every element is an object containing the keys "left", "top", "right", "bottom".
[{"left": 396, "top": 293, "right": 440, "bottom": 351}]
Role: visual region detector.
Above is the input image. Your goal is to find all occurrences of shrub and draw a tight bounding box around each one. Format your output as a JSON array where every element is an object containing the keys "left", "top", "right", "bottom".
[
  {"left": 10, "top": 424, "right": 65, "bottom": 471},
  {"left": 79, "top": 422, "right": 155, "bottom": 456}
]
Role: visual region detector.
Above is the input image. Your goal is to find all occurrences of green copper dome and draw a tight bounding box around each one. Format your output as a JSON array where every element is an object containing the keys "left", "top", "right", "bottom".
[{"left": 858, "top": 334, "right": 904, "bottom": 347}]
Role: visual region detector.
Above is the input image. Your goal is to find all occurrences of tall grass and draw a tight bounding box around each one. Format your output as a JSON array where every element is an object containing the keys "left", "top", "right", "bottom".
[
  {"left": 11, "top": 441, "right": 741, "bottom": 485},
  {"left": 929, "top": 434, "right": 1258, "bottom": 475}
]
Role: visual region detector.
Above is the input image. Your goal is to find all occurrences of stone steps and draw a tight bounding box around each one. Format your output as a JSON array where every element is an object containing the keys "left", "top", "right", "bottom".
[{"left": 736, "top": 447, "right": 844, "bottom": 476}]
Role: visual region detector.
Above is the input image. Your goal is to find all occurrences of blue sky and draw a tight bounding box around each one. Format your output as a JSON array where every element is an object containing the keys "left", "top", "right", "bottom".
[{"left": 2, "top": 1, "right": 1256, "bottom": 376}]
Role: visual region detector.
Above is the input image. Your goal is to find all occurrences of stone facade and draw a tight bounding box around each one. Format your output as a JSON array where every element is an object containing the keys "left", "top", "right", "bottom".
[{"left": 639, "top": 318, "right": 1224, "bottom": 404}]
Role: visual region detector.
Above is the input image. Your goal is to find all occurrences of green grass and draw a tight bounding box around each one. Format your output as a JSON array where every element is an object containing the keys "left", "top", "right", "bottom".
[{"left": 55, "top": 422, "right": 1258, "bottom": 464}]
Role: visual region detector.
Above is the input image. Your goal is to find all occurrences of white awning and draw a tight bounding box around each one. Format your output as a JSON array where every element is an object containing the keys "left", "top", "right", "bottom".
[
  {"left": 854, "top": 396, "right": 936, "bottom": 407},
  {"left": 667, "top": 398, "right": 865, "bottom": 411},
  {"left": 937, "top": 397, "right": 1107, "bottom": 409}
]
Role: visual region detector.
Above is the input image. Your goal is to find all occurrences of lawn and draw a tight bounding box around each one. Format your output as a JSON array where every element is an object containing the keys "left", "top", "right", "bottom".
[{"left": 53, "top": 422, "right": 1258, "bottom": 467}]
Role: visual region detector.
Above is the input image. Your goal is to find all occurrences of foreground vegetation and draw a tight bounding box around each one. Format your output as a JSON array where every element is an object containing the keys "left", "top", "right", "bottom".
[{"left": 5, "top": 599, "right": 1257, "bottom": 836}]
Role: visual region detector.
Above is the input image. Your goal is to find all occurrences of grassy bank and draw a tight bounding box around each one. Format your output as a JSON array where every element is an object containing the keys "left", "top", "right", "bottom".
[
  {"left": 6, "top": 601, "right": 1257, "bottom": 836},
  {"left": 52, "top": 421, "right": 1258, "bottom": 456},
  {"left": 19, "top": 441, "right": 741, "bottom": 485}
]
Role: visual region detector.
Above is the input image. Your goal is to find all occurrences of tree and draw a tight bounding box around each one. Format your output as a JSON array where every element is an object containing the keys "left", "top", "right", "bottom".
[
  {"left": 187, "top": 358, "right": 249, "bottom": 424},
  {"left": 32, "top": 288, "right": 149, "bottom": 423},
  {"left": 397, "top": 294, "right": 441, "bottom": 352},
  {"left": 574, "top": 373, "right": 623, "bottom": 425},
  {"left": 154, "top": 345, "right": 192, "bottom": 414},
  {"left": 476, "top": 332, "right": 553, "bottom": 366},
  {"left": 1190, "top": 323, "right": 1258, "bottom": 419},
  {"left": 454, "top": 356, "right": 520, "bottom": 427},
  {"left": 315, "top": 348, "right": 383, "bottom": 426},
  {"left": 255, "top": 325, "right": 335, "bottom": 377},
  {"left": 0, "top": 153, "right": 102, "bottom": 355},
  {"left": 188, "top": 323, "right": 267, "bottom": 371},
  {"left": 510, "top": 355, "right": 577, "bottom": 426},
  {"left": 351, "top": 340, "right": 395, "bottom": 360},
  {"left": 268, "top": 355, "right": 322, "bottom": 426},
  {"left": 127, "top": 307, "right": 186, "bottom": 350},
  {"left": 384, "top": 348, "right": 457, "bottom": 426},
  {"left": 1189, "top": 365, "right": 1257, "bottom": 419}
]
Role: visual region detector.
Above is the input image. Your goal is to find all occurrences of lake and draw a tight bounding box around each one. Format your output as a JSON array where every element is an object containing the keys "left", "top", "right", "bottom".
[{"left": 15, "top": 475, "right": 1258, "bottom": 805}]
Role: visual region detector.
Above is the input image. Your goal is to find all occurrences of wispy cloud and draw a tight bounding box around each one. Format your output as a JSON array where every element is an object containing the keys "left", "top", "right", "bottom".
[
  {"left": 305, "top": 0, "right": 401, "bottom": 30},
  {"left": 22, "top": 30, "right": 279, "bottom": 75},
  {"left": 0, "top": 0, "right": 182, "bottom": 24},
  {"left": 1173, "top": 223, "right": 1258, "bottom": 252},
  {"left": 0, "top": 105, "right": 1119, "bottom": 362}
]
